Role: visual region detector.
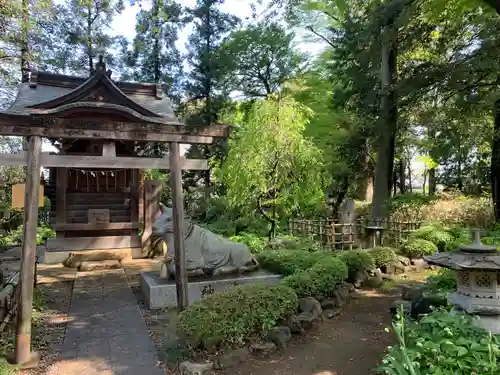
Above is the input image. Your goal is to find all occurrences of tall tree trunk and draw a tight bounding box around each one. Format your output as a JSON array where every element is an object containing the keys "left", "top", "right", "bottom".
[
  {"left": 87, "top": 5, "right": 94, "bottom": 73},
  {"left": 491, "top": 99, "right": 500, "bottom": 221},
  {"left": 399, "top": 159, "right": 406, "bottom": 193},
  {"left": 428, "top": 167, "right": 436, "bottom": 195},
  {"left": 152, "top": 0, "right": 161, "bottom": 83},
  {"left": 20, "top": 0, "right": 29, "bottom": 82},
  {"left": 371, "top": 22, "right": 397, "bottom": 220},
  {"left": 202, "top": 7, "right": 213, "bottom": 201},
  {"left": 407, "top": 161, "right": 413, "bottom": 193}
]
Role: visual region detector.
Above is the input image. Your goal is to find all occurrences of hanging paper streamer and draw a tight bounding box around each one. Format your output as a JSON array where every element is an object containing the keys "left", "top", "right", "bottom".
[{"left": 68, "top": 168, "right": 127, "bottom": 192}]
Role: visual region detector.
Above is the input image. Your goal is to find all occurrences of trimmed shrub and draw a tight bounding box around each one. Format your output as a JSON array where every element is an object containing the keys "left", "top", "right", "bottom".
[
  {"left": 229, "top": 233, "right": 267, "bottom": 254},
  {"left": 424, "top": 269, "right": 456, "bottom": 294},
  {"left": 410, "top": 225, "right": 455, "bottom": 251},
  {"left": 339, "top": 250, "right": 375, "bottom": 280},
  {"left": 367, "top": 247, "right": 398, "bottom": 268},
  {"left": 281, "top": 257, "right": 348, "bottom": 298},
  {"left": 256, "top": 249, "right": 330, "bottom": 275},
  {"left": 178, "top": 284, "right": 298, "bottom": 349},
  {"left": 401, "top": 238, "right": 438, "bottom": 259}
]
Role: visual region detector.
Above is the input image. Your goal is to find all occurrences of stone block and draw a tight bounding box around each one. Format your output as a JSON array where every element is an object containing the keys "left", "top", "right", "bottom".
[
  {"left": 78, "top": 260, "right": 121, "bottom": 271},
  {"left": 140, "top": 270, "right": 283, "bottom": 309}
]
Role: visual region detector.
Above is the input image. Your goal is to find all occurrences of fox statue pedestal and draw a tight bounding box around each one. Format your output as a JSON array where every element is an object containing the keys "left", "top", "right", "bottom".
[
  {"left": 140, "top": 203, "right": 282, "bottom": 309},
  {"left": 141, "top": 270, "right": 283, "bottom": 309}
]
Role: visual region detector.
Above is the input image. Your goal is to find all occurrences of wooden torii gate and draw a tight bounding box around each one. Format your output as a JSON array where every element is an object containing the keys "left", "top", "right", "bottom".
[{"left": 0, "top": 59, "right": 229, "bottom": 366}]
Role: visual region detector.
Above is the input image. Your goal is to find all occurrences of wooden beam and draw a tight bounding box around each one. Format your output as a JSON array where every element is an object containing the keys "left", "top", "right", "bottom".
[
  {"left": 46, "top": 235, "right": 140, "bottom": 252},
  {"left": 170, "top": 141, "right": 188, "bottom": 311},
  {"left": 34, "top": 117, "right": 229, "bottom": 138},
  {"left": 0, "top": 152, "right": 208, "bottom": 170},
  {"left": 15, "top": 136, "right": 42, "bottom": 365},
  {"left": 0, "top": 125, "right": 214, "bottom": 144},
  {"left": 55, "top": 168, "right": 67, "bottom": 237},
  {"left": 52, "top": 222, "right": 139, "bottom": 231}
]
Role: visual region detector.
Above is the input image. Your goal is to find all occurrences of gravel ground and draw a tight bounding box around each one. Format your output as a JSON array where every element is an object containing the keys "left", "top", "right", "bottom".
[
  {"left": 21, "top": 281, "right": 73, "bottom": 375},
  {"left": 213, "top": 290, "right": 397, "bottom": 375}
]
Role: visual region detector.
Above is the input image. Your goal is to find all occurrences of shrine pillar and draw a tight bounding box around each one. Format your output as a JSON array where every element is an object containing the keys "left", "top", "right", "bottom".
[
  {"left": 141, "top": 180, "right": 162, "bottom": 255},
  {"left": 55, "top": 167, "right": 67, "bottom": 238}
]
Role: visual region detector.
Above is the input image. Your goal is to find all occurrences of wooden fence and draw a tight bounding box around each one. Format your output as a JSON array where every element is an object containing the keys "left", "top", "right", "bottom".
[
  {"left": 0, "top": 269, "right": 20, "bottom": 333},
  {"left": 289, "top": 218, "right": 422, "bottom": 250},
  {"left": 0, "top": 256, "right": 38, "bottom": 334}
]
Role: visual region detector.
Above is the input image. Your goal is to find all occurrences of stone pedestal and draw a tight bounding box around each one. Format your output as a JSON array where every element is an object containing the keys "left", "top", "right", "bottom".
[{"left": 140, "top": 270, "right": 283, "bottom": 309}]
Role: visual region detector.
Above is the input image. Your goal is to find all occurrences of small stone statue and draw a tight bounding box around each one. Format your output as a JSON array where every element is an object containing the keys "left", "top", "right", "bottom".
[{"left": 152, "top": 203, "right": 260, "bottom": 279}]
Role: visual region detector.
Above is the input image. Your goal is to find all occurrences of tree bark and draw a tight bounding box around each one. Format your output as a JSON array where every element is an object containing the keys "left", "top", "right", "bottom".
[
  {"left": 399, "top": 159, "right": 406, "bottom": 193},
  {"left": 371, "top": 22, "right": 397, "bottom": 220},
  {"left": 20, "top": 0, "right": 29, "bottom": 83},
  {"left": 428, "top": 167, "right": 436, "bottom": 195},
  {"left": 491, "top": 99, "right": 500, "bottom": 222}
]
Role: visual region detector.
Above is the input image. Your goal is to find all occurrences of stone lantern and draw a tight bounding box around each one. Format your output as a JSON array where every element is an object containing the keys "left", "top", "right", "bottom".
[{"left": 425, "top": 229, "right": 500, "bottom": 333}]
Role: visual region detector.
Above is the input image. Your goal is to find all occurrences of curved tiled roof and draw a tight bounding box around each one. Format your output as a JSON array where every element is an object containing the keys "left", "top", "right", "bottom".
[{"left": 5, "top": 63, "right": 180, "bottom": 124}]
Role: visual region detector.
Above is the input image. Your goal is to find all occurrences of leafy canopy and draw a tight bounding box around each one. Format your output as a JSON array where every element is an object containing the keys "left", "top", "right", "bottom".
[{"left": 220, "top": 95, "right": 325, "bottom": 216}]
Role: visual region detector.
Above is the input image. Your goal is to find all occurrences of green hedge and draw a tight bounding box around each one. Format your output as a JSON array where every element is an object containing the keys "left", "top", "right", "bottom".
[
  {"left": 281, "top": 257, "right": 348, "bottom": 298},
  {"left": 339, "top": 250, "right": 375, "bottom": 274},
  {"left": 178, "top": 284, "right": 298, "bottom": 349},
  {"left": 256, "top": 249, "right": 330, "bottom": 275},
  {"left": 367, "top": 247, "right": 397, "bottom": 268},
  {"left": 401, "top": 238, "right": 438, "bottom": 259},
  {"left": 410, "top": 225, "right": 455, "bottom": 251}
]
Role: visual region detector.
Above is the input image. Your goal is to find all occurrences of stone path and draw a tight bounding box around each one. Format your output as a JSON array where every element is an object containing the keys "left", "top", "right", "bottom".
[{"left": 46, "top": 269, "right": 163, "bottom": 375}]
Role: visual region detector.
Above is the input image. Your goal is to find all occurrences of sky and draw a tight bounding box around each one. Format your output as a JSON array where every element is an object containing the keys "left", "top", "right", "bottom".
[
  {"left": 111, "top": 0, "right": 326, "bottom": 56},
  {"left": 43, "top": 0, "right": 324, "bottom": 156}
]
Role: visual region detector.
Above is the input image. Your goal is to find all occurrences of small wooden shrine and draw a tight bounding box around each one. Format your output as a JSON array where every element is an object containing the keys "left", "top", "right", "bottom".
[
  {"left": 0, "top": 56, "right": 228, "bottom": 262},
  {"left": 0, "top": 55, "right": 226, "bottom": 365}
]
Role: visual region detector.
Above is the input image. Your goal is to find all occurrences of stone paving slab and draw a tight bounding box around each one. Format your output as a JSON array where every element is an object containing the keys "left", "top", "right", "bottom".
[{"left": 45, "top": 269, "right": 163, "bottom": 375}]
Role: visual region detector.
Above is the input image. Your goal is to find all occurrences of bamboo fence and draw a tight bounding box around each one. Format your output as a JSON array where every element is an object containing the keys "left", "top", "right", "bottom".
[{"left": 289, "top": 218, "right": 422, "bottom": 250}]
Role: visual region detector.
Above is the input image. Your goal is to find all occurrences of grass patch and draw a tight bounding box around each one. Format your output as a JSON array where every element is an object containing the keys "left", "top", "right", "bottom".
[{"left": 0, "top": 289, "right": 45, "bottom": 375}]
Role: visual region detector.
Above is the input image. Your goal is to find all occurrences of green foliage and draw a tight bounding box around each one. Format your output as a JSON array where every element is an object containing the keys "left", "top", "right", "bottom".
[
  {"left": 400, "top": 239, "right": 438, "bottom": 259},
  {"left": 339, "top": 250, "right": 375, "bottom": 275},
  {"left": 367, "top": 247, "right": 398, "bottom": 268},
  {"left": 219, "top": 96, "right": 326, "bottom": 230},
  {"left": 0, "top": 225, "right": 55, "bottom": 251},
  {"left": 178, "top": 284, "right": 298, "bottom": 349},
  {"left": 409, "top": 225, "right": 455, "bottom": 251},
  {"left": 377, "top": 309, "right": 500, "bottom": 375},
  {"left": 219, "top": 22, "right": 303, "bottom": 97},
  {"left": 424, "top": 269, "right": 457, "bottom": 294},
  {"left": 229, "top": 233, "right": 268, "bottom": 254},
  {"left": 196, "top": 197, "right": 271, "bottom": 237},
  {"left": 281, "top": 257, "right": 348, "bottom": 298},
  {"left": 256, "top": 249, "right": 330, "bottom": 275}
]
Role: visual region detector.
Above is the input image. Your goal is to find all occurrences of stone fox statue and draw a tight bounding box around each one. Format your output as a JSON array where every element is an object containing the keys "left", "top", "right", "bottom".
[{"left": 152, "top": 203, "right": 260, "bottom": 278}]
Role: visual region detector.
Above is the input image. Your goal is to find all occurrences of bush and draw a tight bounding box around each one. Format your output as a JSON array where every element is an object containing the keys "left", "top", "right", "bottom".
[
  {"left": 339, "top": 250, "right": 375, "bottom": 279},
  {"left": 410, "top": 225, "right": 455, "bottom": 251},
  {"left": 367, "top": 247, "right": 397, "bottom": 268},
  {"left": 0, "top": 225, "right": 55, "bottom": 251},
  {"left": 400, "top": 238, "right": 438, "bottom": 259},
  {"left": 281, "top": 257, "right": 348, "bottom": 298},
  {"left": 256, "top": 249, "right": 330, "bottom": 275},
  {"left": 178, "top": 284, "right": 298, "bottom": 349},
  {"left": 377, "top": 310, "right": 500, "bottom": 375},
  {"left": 229, "top": 233, "right": 267, "bottom": 253},
  {"left": 424, "top": 269, "right": 456, "bottom": 294}
]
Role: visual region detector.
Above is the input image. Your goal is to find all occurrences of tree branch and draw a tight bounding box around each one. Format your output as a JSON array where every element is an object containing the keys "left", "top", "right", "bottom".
[{"left": 305, "top": 26, "right": 335, "bottom": 48}]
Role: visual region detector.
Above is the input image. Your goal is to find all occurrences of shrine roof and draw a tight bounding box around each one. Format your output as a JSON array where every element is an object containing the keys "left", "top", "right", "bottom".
[{"left": 4, "top": 58, "right": 180, "bottom": 124}]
